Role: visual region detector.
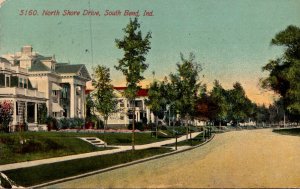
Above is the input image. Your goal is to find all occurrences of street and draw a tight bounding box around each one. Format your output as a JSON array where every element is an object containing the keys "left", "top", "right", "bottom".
[{"left": 50, "top": 129, "right": 300, "bottom": 188}]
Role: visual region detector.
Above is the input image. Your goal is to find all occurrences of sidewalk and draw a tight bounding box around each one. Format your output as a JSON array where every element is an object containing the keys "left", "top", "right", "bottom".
[{"left": 0, "top": 132, "right": 201, "bottom": 172}]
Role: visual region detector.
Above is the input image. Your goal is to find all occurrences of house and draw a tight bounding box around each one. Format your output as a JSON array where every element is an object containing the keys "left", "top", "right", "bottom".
[
  {"left": 1, "top": 45, "right": 91, "bottom": 131},
  {"left": 87, "top": 86, "right": 154, "bottom": 128},
  {"left": 0, "top": 57, "right": 47, "bottom": 131}
]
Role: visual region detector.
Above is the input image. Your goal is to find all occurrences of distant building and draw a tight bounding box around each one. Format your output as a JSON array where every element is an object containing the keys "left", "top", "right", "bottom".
[
  {"left": 1, "top": 45, "right": 91, "bottom": 131},
  {"left": 87, "top": 86, "right": 154, "bottom": 128}
]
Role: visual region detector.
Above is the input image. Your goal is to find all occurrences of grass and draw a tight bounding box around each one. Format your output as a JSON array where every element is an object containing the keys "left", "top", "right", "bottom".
[
  {"left": 0, "top": 131, "right": 166, "bottom": 165},
  {"left": 3, "top": 147, "right": 173, "bottom": 187},
  {"left": 273, "top": 127, "right": 300, "bottom": 136},
  {"left": 163, "top": 133, "right": 206, "bottom": 147}
]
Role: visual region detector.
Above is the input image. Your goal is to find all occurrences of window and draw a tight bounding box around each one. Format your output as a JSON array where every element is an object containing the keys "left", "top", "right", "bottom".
[
  {"left": 19, "top": 78, "right": 23, "bottom": 88},
  {"left": 5, "top": 76, "right": 10, "bottom": 87},
  {"left": 119, "top": 100, "right": 124, "bottom": 107},
  {"left": 135, "top": 100, "right": 143, "bottom": 108},
  {"left": 52, "top": 90, "right": 57, "bottom": 96},
  {"left": 61, "top": 86, "right": 69, "bottom": 99},
  {"left": 24, "top": 79, "right": 27, "bottom": 88}
]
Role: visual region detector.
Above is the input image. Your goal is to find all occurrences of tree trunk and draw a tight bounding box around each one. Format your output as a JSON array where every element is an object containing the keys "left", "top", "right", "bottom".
[
  {"left": 185, "top": 118, "right": 188, "bottom": 140},
  {"left": 132, "top": 101, "right": 135, "bottom": 151},
  {"left": 155, "top": 115, "right": 158, "bottom": 139},
  {"left": 104, "top": 117, "right": 108, "bottom": 133}
]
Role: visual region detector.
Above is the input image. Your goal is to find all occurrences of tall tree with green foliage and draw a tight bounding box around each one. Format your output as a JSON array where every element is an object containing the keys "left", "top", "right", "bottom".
[
  {"left": 261, "top": 25, "right": 300, "bottom": 118},
  {"left": 210, "top": 80, "right": 229, "bottom": 127},
  {"left": 227, "top": 82, "right": 254, "bottom": 125},
  {"left": 92, "top": 65, "right": 116, "bottom": 131},
  {"left": 169, "top": 53, "right": 202, "bottom": 139},
  {"left": 115, "top": 17, "right": 152, "bottom": 150},
  {"left": 147, "top": 81, "right": 163, "bottom": 137}
]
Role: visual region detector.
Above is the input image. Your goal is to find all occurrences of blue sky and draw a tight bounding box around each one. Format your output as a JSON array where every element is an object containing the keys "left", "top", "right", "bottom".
[{"left": 0, "top": 0, "right": 299, "bottom": 104}]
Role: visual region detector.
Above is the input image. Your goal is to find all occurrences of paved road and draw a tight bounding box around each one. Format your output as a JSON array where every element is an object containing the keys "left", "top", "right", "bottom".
[{"left": 50, "top": 129, "right": 300, "bottom": 188}]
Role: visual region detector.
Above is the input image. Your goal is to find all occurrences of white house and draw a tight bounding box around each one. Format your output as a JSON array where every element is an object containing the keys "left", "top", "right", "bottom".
[
  {"left": 1, "top": 45, "right": 91, "bottom": 131},
  {"left": 87, "top": 86, "right": 154, "bottom": 128},
  {"left": 0, "top": 57, "right": 47, "bottom": 131}
]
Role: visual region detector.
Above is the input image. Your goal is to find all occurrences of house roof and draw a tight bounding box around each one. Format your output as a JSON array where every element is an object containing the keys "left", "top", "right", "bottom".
[
  {"left": 114, "top": 87, "right": 149, "bottom": 97},
  {"left": 28, "top": 58, "right": 91, "bottom": 80},
  {"left": 29, "top": 61, "right": 51, "bottom": 72},
  {"left": 29, "top": 55, "right": 52, "bottom": 72},
  {"left": 55, "top": 63, "right": 84, "bottom": 74},
  {"left": 0, "top": 57, "right": 11, "bottom": 64},
  {"left": 86, "top": 87, "right": 149, "bottom": 97}
]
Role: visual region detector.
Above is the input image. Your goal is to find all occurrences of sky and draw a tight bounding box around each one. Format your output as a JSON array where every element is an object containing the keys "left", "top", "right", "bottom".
[{"left": 0, "top": 0, "right": 299, "bottom": 105}]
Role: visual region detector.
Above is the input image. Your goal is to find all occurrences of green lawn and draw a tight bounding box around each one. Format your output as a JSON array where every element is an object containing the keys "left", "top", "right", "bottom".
[
  {"left": 273, "top": 127, "right": 300, "bottom": 136},
  {"left": 163, "top": 133, "right": 206, "bottom": 147},
  {"left": 3, "top": 147, "right": 172, "bottom": 187},
  {"left": 0, "top": 131, "right": 166, "bottom": 165}
]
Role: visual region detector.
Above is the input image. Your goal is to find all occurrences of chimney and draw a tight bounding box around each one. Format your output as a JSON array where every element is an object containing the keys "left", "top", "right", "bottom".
[
  {"left": 21, "top": 45, "right": 33, "bottom": 55},
  {"left": 20, "top": 45, "right": 33, "bottom": 69}
]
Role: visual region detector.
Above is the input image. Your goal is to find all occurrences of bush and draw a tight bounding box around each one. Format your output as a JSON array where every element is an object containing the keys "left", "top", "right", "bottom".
[
  {"left": 58, "top": 118, "right": 85, "bottom": 129},
  {"left": 0, "top": 101, "right": 13, "bottom": 133},
  {"left": 128, "top": 122, "right": 144, "bottom": 131},
  {"left": 46, "top": 117, "right": 58, "bottom": 131}
]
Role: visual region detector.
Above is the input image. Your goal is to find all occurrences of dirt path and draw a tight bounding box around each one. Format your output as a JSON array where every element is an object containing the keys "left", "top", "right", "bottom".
[{"left": 50, "top": 129, "right": 300, "bottom": 188}]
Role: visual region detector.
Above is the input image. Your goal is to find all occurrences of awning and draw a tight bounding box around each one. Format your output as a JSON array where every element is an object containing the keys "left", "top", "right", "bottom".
[
  {"left": 52, "top": 103, "right": 64, "bottom": 112},
  {"left": 52, "top": 83, "right": 62, "bottom": 91}
]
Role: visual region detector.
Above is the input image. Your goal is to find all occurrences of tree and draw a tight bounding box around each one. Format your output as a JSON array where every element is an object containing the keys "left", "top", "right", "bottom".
[
  {"left": 92, "top": 65, "right": 117, "bottom": 131},
  {"left": 147, "top": 81, "right": 163, "bottom": 137},
  {"left": 115, "top": 17, "right": 152, "bottom": 150},
  {"left": 261, "top": 25, "right": 300, "bottom": 118},
  {"left": 254, "top": 104, "right": 270, "bottom": 126},
  {"left": 210, "top": 80, "right": 229, "bottom": 127},
  {"left": 227, "top": 82, "right": 254, "bottom": 125},
  {"left": 195, "top": 85, "right": 217, "bottom": 123},
  {"left": 169, "top": 53, "right": 203, "bottom": 139}
]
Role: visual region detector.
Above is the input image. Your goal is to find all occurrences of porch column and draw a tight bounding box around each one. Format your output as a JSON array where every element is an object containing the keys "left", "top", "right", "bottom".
[
  {"left": 124, "top": 99, "right": 128, "bottom": 127},
  {"left": 136, "top": 111, "right": 139, "bottom": 122},
  {"left": 146, "top": 108, "right": 151, "bottom": 124},
  {"left": 34, "top": 103, "right": 38, "bottom": 124},
  {"left": 81, "top": 86, "right": 86, "bottom": 118},
  {"left": 24, "top": 102, "right": 27, "bottom": 123},
  {"left": 70, "top": 83, "right": 76, "bottom": 118},
  {"left": 12, "top": 100, "right": 17, "bottom": 125}
]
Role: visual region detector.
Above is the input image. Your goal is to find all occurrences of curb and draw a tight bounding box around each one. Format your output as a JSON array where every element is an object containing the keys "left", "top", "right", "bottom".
[{"left": 30, "top": 134, "right": 215, "bottom": 188}]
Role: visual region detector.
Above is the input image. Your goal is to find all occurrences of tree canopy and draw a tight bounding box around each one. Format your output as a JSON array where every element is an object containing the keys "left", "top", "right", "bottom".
[
  {"left": 262, "top": 25, "right": 300, "bottom": 116},
  {"left": 169, "top": 53, "right": 203, "bottom": 120},
  {"left": 92, "top": 65, "right": 116, "bottom": 129},
  {"left": 115, "top": 17, "right": 152, "bottom": 100}
]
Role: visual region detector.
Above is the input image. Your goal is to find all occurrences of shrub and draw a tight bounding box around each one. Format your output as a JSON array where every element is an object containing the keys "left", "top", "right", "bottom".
[
  {"left": 128, "top": 122, "right": 144, "bottom": 131},
  {"left": 0, "top": 101, "right": 13, "bottom": 133},
  {"left": 46, "top": 117, "right": 58, "bottom": 130},
  {"left": 58, "top": 118, "right": 85, "bottom": 129},
  {"left": 37, "top": 104, "right": 47, "bottom": 124}
]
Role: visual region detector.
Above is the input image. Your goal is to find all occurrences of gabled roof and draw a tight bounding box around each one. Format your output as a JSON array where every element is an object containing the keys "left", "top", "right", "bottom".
[
  {"left": 28, "top": 55, "right": 53, "bottom": 72},
  {"left": 35, "top": 55, "right": 52, "bottom": 61},
  {"left": 0, "top": 57, "right": 11, "bottom": 64},
  {"left": 29, "top": 62, "right": 51, "bottom": 72},
  {"left": 55, "top": 63, "right": 83, "bottom": 74},
  {"left": 55, "top": 63, "right": 91, "bottom": 80}
]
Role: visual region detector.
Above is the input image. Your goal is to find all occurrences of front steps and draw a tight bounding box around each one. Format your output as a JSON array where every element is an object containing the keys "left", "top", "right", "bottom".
[{"left": 79, "top": 137, "right": 107, "bottom": 147}]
